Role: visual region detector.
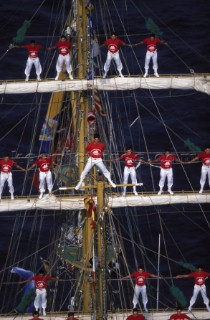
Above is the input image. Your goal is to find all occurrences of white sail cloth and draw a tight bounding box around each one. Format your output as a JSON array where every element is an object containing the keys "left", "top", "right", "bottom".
[
  {"left": 0, "top": 75, "right": 210, "bottom": 95},
  {"left": 0, "top": 193, "right": 210, "bottom": 212}
]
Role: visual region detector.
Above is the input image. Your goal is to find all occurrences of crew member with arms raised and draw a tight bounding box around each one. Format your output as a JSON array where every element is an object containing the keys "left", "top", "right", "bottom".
[
  {"left": 13, "top": 40, "right": 42, "bottom": 81},
  {"left": 47, "top": 35, "right": 73, "bottom": 80},
  {"left": 150, "top": 149, "right": 181, "bottom": 195},
  {"left": 176, "top": 266, "right": 210, "bottom": 312},
  {"left": 75, "top": 133, "right": 116, "bottom": 190},
  {"left": 27, "top": 154, "right": 53, "bottom": 199},
  {"left": 0, "top": 154, "right": 25, "bottom": 200},
  {"left": 115, "top": 147, "right": 147, "bottom": 196},
  {"left": 187, "top": 146, "right": 210, "bottom": 193},
  {"left": 100, "top": 33, "right": 130, "bottom": 78},
  {"left": 121, "top": 266, "right": 161, "bottom": 312},
  {"left": 135, "top": 33, "right": 167, "bottom": 78},
  {"left": 19, "top": 270, "right": 58, "bottom": 316}
]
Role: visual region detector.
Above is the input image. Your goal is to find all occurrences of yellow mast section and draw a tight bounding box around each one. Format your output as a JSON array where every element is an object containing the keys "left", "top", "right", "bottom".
[
  {"left": 77, "top": 0, "right": 89, "bottom": 177},
  {"left": 76, "top": 0, "right": 93, "bottom": 314},
  {"left": 39, "top": 10, "right": 73, "bottom": 144},
  {"left": 76, "top": 2, "right": 107, "bottom": 317}
]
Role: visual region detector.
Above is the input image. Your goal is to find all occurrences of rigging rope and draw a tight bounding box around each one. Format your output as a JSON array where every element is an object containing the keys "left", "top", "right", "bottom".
[
  {"left": 91, "top": 2, "right": 210, "bottom": 310},
  {"left": 130, "top": 0, "right": 210, "bottom": 65},
  {"left": 1, "top": 0, "right": 210, "bottom": 314}
]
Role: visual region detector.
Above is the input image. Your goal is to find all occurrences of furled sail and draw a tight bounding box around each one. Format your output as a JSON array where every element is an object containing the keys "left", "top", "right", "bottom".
[
  {"left": 1, "top": 75, "right": 210, "bottom": 94},
  {"left": 0, "top": 193, "right": 209, "bottom": 212}
]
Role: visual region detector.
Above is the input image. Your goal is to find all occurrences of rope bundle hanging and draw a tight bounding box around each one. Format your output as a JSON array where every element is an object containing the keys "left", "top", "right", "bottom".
[
  {"left": 170, "top": 285, "right": 188, "bottom": 308},
  {"left": 13, "top": 20, "right": 31, "bottom": 43},
  {"left": 178, "top": 261, "right": 196, "bottom": 272},
  {"left": 146, "top": 18, "right": 163, "bottom": 38}
]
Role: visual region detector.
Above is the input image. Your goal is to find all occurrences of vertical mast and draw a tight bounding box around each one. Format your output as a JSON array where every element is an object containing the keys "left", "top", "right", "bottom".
[
  {"left": 96, "top": 182, "right": 107, "bottom": 319},
  {"left": 75, "top": 0, "right": 96, "bottom": 313},
  {"left": 77, "top": 0, "right": 88, "bottom": 176},
  {"left": 156, "top": 233, "right": 161, "bottom": 310},
  {"left": 76, "top": 0, "right": 92, "bottom": 314},
  {"left": 76, "top": 2, "right": 107, "bottom": 318}
]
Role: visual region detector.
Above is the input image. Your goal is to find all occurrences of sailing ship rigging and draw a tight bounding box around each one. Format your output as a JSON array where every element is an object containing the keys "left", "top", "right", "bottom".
[{"left": 0, "top": 0, "right": 210, "bottom": 319}]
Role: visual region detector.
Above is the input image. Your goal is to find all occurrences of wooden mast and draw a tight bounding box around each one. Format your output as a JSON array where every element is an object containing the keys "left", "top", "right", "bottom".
[
  {"left": 76, "top": 1, "right": 107, "bottom": 318},
  {"left": 76, "top": 0, "right": 95, "bottom": 315},
  {"left": 96, "top": 181, "right": 107, "bottom": 319}
]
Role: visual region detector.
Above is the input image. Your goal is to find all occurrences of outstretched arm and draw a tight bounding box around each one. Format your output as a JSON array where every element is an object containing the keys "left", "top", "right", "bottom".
[
  {"left": 48, "top": 276, "right": 59, "bottom": 281},
  {"left": 176, "top": 274, "right": 190, "bottom": 279},
  {"left": 136, "top": 159, "right": 149, "bottom": 168},
  {"left": 160, "top": 39, "right": 168, "bottom": 46},
  {"left": 122, "top": 43, "right": 132, "bottom": 47},
  {"left": 175, "top": 157, "right": 183, "bottom": 164},
  {"left": 19, "top": 278, "right": 31, "bottom": 284},
  {"left": 187, "top": 155, "right": 200, "bottom": 164},
  {"left": 150, "top": 273, "right": 162, "bottom": 279},
  {"left": 15, "top": 164, "right": 26, "bottom": 171},
  {"left": 149, "top": 158, "right": 160, "bottom": 164},
  {"left": 47, "top": 45, "right": 57, "bottom": 51},
  {"left": 121, "top": 274, "right": 132, "bottom": 280},
  {"left": 139, "top": 159, "right": 149, "bottom": 165},
  {"left": 27, "top": 163, "right": 37, "bottom": 171},
  {"left": 134, "top": 41, "right": 145, "bottom": 46},
  {"left": 12, "top": 44, "right": 24, "bottom": 49},
  {"left": 99, "top": 43, "right": 106, "bottom": 49}
]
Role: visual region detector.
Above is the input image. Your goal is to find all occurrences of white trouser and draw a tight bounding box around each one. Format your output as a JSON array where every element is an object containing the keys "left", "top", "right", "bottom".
[
  {"left": 56, "top": 54, "right": 72, "bottom": 74},
  {"left": 159, "top": 168, "right": 173, "bottom": 190},
  {"left": 25, "top": 57, "right": 42, "bottom": 77},
  {"left": 123, "top": 166, "right": 137, "bottom": 192},
  {"left": 104, "top": 51, "right": 123, "bottom": 74},
  {"left": 78, "top": 157, "right": 113, "bottom": 185},
  {"left": 145, "top": 50, "right": 158, "bottom": 73},
  {"left": 39, "top": 171, "right": 52, "bottom": 193},
  {"left": 200, "top": 165, "right": 210, "bottom": 189},
  {"left": 0, "top": 172, "right": 14, "bottom": 195},
  {"left": 132, "top": 284, "right": 148, "bottom": 309},
  {"left": 34, "top": 288, "right": 47, "bottom": 309},
  {"left": 189, "top": 284, "right": 209, "bottom": 308}
]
